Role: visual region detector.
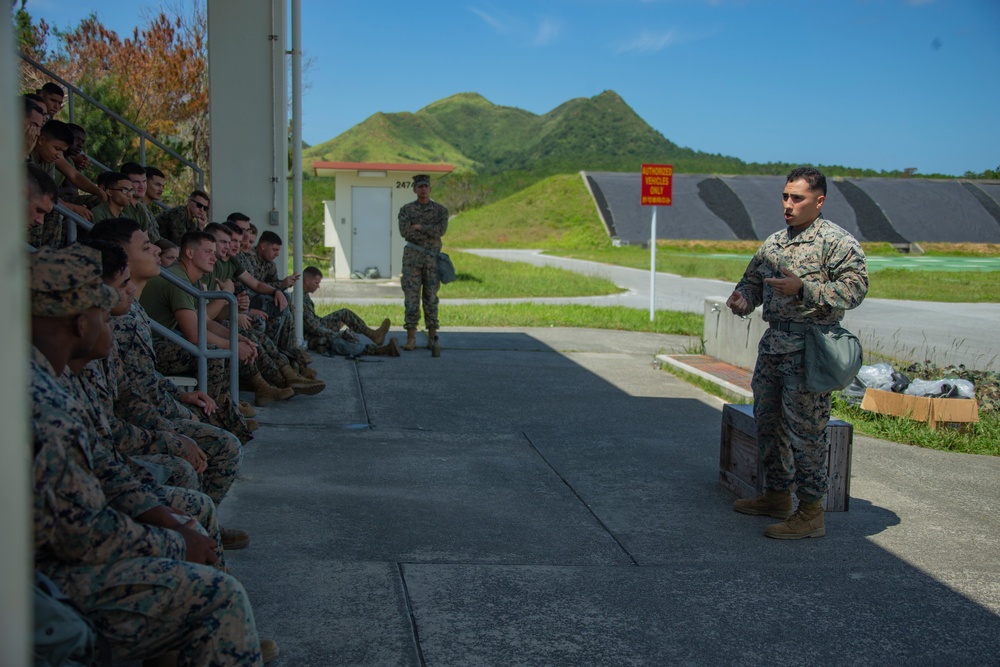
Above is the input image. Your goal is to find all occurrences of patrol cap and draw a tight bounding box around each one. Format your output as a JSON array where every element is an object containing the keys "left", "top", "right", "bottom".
[
  {"left": 413, "top": 174, "right": 431, "bottom": 187},
  {"left": 29, "top": 243, "right": 120, "bottom": 317}
]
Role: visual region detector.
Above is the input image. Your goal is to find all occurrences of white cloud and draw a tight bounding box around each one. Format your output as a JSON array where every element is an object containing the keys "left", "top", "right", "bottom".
[
  {"left": 616, "top": 29, "right": 681, "bottom": 54},
  {"left": 468, "top": 6, "right": 505, "bottom": 32},
  {"left": 468, "top": 6, "right": 562, "bottom": 47},
  {"left": 533, "top": 18, "right": 562, "bottom": 46}
]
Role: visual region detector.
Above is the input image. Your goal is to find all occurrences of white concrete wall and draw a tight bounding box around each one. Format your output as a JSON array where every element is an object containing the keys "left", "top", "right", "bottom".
[
  {"left": 207, "top": 0, "right": 289, "bottom": 271},
  {"left": 324, "top": 201, "right": 351, "bottom": 278},
  {"left": 703, "top": 296, "right": 768, "bottom": 371},
  {"left": 324, "top": 172, "right": 433, "bottom": 278},
  {"left": 2, "top": 16, "right": 31, "bottom": 667}
]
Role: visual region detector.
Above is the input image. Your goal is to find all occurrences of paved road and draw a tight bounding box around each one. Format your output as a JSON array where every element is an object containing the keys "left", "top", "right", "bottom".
[
  {"left": 459, "top": 249, "right": 1000, "bottom": 372},
  {"left": 220, "top": 328, "right": 1000, "bottom": 666}
]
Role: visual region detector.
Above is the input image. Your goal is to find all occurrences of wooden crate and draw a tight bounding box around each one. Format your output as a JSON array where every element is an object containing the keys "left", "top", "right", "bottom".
[{"left": 719, "top": 403, "right": 853, "bottom": 512}]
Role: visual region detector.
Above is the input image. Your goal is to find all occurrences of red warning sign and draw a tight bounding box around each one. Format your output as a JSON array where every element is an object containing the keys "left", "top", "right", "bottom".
[{"left": 641, "top": 164, "right": 673, "bottom": 206}]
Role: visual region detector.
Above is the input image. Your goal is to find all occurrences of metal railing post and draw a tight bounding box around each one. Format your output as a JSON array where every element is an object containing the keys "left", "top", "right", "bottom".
[
  {"left": 19, "top": 53, "right": 204, "bottom": 190},
  {"left": 48, "top": 204, "right": 241, "bottom": 403}
]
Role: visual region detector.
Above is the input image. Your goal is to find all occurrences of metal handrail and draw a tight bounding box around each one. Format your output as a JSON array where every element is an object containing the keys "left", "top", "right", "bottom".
[
  {"left": 53, "top": 203, "right": 239, "bottom": 402},
  {"left": 19, "top": 52, "right": 204, "bottom": 190}
]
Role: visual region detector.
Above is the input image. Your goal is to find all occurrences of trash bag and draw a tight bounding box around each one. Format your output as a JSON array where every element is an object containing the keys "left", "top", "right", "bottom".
[
  {"left": 839, "top": 377, "right": 868, "bottom": 405},
  {"left": 904, "top": 378, "right": 975, "bottom": 399},
  {"left": 856, "top": 363, "right": 895, "bottom": 391}
]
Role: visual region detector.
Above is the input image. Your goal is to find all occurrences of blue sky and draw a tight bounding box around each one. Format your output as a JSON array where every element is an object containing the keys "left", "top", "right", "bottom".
[{"left": 23, "top": 0, "right": 1000, "bottom": 176}]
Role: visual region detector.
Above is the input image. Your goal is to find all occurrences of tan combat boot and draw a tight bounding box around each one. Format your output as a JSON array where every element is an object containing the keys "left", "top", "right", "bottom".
[
  {"left": 374, "top": 338, "right": 401, "bottom": 357},
  {"left": 764, "top": 498, "right": 825, "bottom": 539},
  {"left": 249, "top": 372, "right": 294, "bottom": 407},
  {"left": 220, "top": 527, "right": 251, "bottom": 550},
  {"left": 260, "top": 638, "right": 280, "bottom": 664},
  {"left": 238, "top": 399, "right": 256, "bottom": 418},
  {"left": 365, "top": 318, "right": 391, "bottom": 346},
  {"left": 402, "top": 328, "right": 417, "bottom": 351},
  {"left": 733, "top": 489, "right": 794, "bottom": 519},
  {"left": 299, "top": 366, "right": 318, "bottom": 380},
  {"left": 426, "top": 327, "right": 437, "bottom": 349},
  {"left": 279, "top": 365, "right": 326, "bottom": 395}
]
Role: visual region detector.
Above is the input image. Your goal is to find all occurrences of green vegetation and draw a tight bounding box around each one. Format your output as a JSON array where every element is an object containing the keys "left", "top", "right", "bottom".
[
  {"left": 289, "top": 176, "right": 337, "bottom": 261},
  {"left": 314, "top": 302, "right": 702, "bottom": 337},
  {"left": 833, "top": 397, "right": 999, "bottom": 457},
  {"left": 303, "top": 90, "right": 954, "bottom": 218},
  {"left": 440, "top": 251, "right": 623, "bottom": 298},
  {"left": 447, "top": 174, "right": 611, "bottom": 250}
]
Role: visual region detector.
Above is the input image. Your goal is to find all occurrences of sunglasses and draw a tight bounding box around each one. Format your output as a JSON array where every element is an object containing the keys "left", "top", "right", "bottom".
[
  {"left": 111, "top": 187, "right": 135, "bottom": 195},
  {"left": 190, "top": 200, "right": 209, "bottom": 211}
]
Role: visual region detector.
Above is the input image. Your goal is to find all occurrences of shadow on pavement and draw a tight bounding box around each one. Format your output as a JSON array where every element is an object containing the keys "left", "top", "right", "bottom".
[{"left": 222, "top": 330, "right": 1000, "bottom": 666}]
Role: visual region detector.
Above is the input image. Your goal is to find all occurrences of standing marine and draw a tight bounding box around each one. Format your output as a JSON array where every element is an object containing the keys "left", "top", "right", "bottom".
[
  {"left": 398, "top": 174, "right": 448, "bottom": 354},
  {"left": 726, "top": 167, "right": 868, "bottom": 540}
]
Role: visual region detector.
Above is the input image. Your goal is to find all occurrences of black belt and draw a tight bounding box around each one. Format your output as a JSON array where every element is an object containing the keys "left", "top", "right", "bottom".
[{"left": 769, "top": 321, "right": 810, "bottom": 333}]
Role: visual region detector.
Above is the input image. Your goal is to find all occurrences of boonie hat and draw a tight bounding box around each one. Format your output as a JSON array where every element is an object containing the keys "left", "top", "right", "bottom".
[{"left": 30, "top": 243, "right": 120, "bottom": 317}]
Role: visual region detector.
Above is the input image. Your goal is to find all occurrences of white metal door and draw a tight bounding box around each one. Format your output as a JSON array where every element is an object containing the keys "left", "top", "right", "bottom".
[{"left": 351, "top": 186, "right": 392, "bottom": 277}]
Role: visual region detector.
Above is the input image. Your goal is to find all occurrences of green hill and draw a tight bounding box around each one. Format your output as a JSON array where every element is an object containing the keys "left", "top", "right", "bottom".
[
  {"left": 304, "top": 90, "right": 750, "bottom": 177},
  {"left": 446, "top": 173, "right": 610, "bottom": 250},
  {"left": 302, "top": 90, "right": 938, "bottom": 218}
]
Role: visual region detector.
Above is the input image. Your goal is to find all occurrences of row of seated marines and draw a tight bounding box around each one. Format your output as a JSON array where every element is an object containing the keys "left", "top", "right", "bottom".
[{"left": 25, "top": 146, "right": 400, "bottom": 664}]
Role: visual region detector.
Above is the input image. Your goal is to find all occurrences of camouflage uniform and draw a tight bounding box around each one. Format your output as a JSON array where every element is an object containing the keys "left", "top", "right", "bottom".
[
  {"left": 733, "top": 217, "right": 868, "bottom": 501},
  {"left": 60, "top": 364, "right": 226, "bottom": 568},
  {"left": 155, "top": 204, "right": 200, "bottom": 245},
  {"left": 138, "top": 266, "right": 253, "bottom": 445},
  {"left": 125, "top": 201, "right": 161, "bottom": 242},
  {"left": 239, "top": 251, "right": 309, "bottom": 365},
  {"left": 28, "top": 246, "right": 262, "bottom": 665},
  {"left": 301, "top": 292, "right": 367, "bottom": 357},
  {"left": 398, "top": 197, "right": 448, "bottom": 329},
  {"left": 114, "top": 298, "right": 253, "bottom": 447},
  {"left": 86, "top": 333, "right": 241, "bottom": 507},
  {"left": 28, "top": 157, "right": 66, "bottom": 248}
]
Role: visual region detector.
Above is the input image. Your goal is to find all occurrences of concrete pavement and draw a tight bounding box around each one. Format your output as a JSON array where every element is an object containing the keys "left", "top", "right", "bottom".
[{"left": 221, "top": 328, "right": 1000, "bottom": 666}]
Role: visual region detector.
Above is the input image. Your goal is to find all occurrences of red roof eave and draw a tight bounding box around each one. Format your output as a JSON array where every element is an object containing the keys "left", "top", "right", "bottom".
[{"left": 313, "top": 161, "right": 454, "bottom": 177}]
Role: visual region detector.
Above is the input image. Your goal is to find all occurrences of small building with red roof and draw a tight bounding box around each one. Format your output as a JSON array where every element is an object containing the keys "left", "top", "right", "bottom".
[{"left": 313, "top": 161, "right": 453, "bottom": 279}]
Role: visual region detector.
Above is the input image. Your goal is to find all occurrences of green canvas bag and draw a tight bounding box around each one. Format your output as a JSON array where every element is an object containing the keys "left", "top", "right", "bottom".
[
  {"left": 804, "top": 325, "right": 863, "bottom": 393},
  {"left": 437, "top": 252, "right": 456, "bottom": 284}
]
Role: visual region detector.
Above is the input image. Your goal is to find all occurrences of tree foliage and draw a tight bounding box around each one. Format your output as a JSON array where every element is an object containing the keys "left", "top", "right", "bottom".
[{"left": 13, "top": 1, "right": 209, "bottom": 190}]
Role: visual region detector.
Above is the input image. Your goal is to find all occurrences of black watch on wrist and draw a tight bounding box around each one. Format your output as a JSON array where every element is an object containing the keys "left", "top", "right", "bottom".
[{"left": 797, "top": 285, "right": 804, "bottom": 300}]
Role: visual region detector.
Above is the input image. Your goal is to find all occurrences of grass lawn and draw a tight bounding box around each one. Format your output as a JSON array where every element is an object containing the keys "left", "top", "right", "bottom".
[
  {"left": 314, "top": 301, "right": 702, "bottom": 337},
  {"left": 439, "top": 251, "right": 623, "bottom": 299},
  {"left": 549, "top": 246, "right": 1000, "bottom": 302}
]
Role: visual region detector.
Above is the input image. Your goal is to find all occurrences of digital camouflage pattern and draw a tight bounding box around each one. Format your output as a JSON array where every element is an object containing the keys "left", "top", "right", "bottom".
[
  {"left": 301, "top": 293, "right": 367, "bottom": 357},
  {"left": 398, "top": 198, "right": 448, "bottom": 329},
  {"left": 112, "top": 300, "right": 253, "bottom": 446},
  {"left": 734, "top": 217, "right": 868, "bottom": 501},
  {"left": 734, "top": 217, "right": 868, "bottom": 356},
  {"left": 125, "top": 201, "right": 161, "bottom": 242},
  {"left": 61, "top": 363, "right": 226, "bottom": 568},
  {"left": 29, "top": 244, "right": 120, "bottom": 317},
  {"left": 30, "top": 247, "right": 260, "bottom": 665},
  {"left": 155, "top": 204, "right": 200, "bottom": 245},
  {"left": 84, "top": 336, "right": 241, "bottom": 507}
]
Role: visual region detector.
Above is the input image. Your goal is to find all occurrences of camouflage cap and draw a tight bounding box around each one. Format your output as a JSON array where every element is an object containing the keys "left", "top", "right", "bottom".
[
  {"left": 412, "top": 174, "right": 430, "bottom": 187},
  {"left": 30, "top": 243, "right": 120, "bottom": 317}
]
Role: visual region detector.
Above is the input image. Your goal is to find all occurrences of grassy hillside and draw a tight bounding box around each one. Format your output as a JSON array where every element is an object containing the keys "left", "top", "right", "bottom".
[
  {"left": 447, "top": 173, "right": 611, "bottom": 250},
  {"left": 302, "top": 90, "right": 946, "bottom": 218},
  {"left": 303, "top": 91, "right": 765, "bottom": 188},
  {"left": 304, "top": 112, "right": 478, "bottom": 170}
]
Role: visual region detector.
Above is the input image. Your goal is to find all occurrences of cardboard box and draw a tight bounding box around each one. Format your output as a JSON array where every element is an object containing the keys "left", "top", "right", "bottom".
[
  {"left": 860, "top": 388, "right": 979, "bottom": 430},
  {"left": 719, "top": 403, "right": 853, "bottom": 512}
]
